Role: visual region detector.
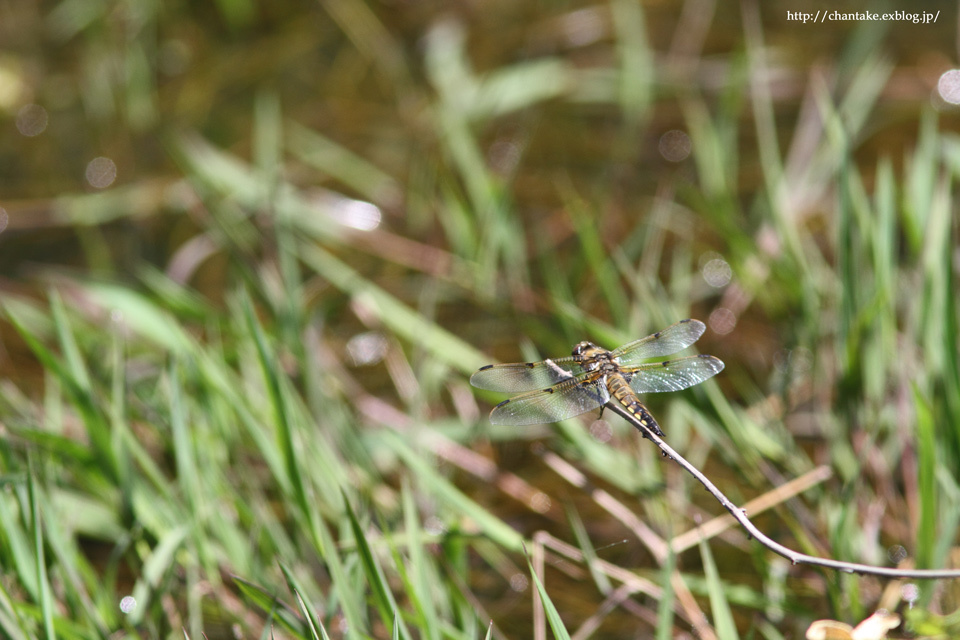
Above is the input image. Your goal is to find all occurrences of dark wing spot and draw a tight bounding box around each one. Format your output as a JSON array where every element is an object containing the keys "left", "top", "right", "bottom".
[
  {"left": 653, "top": 331, "right": 661, "bottom": 338},
  {"left": 494, "top": 398, "right": 513, "bottom": 409},
  {"left": 478, "top": 364, "right": 494, "bottom": 371},
  {"left": 680, "top": 318, "right": 691, "bottom": 324},
  {"left": 660, "top": 361, "right": 669, "bottom": 367},
  {"left": 524, "top": 362, "right": 536, "bottom": 368},
  {"left": 544, "top": 387, "right": 555, "bottom": 394}
]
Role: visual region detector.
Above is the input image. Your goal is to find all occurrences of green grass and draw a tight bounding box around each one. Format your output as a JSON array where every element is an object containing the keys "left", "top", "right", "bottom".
[{"left": 1, "top": 2, "right": 959, "bottom": 638}]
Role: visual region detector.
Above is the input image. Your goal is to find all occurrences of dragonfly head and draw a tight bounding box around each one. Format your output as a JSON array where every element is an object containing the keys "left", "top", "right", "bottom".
[{"left": 572, "top": 341, "right": 601, "bottom": 360}]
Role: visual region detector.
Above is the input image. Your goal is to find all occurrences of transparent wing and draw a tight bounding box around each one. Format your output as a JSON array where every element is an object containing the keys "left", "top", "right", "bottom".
[
  {"left": 610, "top": 319, "right": 706, "bottom": 366},
  {"left": 488, "top": 378, "right": 610, "bottom": 426},
  {"left": 623, "top": 355, "right": 724, "bottom": 393},
  {"left": 470, "top": 357, "right": 585, "bottom": 392}
]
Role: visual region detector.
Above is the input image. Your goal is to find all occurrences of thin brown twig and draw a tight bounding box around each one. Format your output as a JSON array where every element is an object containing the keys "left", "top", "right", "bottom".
[
  {"left": 606, "top": 401, "right": 960, "bottom": 580},
  {"left": 669, "top": 464, "right": 833, "bottom": 554}
]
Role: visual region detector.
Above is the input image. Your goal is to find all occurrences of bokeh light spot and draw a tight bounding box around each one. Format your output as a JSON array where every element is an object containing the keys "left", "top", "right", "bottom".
[
  {"left": 529, "top": 492, "right": 552, "bottom": 513},
  {"left": 589, "top": 419, "right": 612, "bottom": 442},
  {"left": 901, "top": 583, "right": 919, "bottom": 606},
  {"left": 708, "top": 307, "right": 737, "bottom": 335},
  {"left": 85, "top": 157, "right": 117, "bottom": 189},
  {"left": 509, "top": 573, "right": 529, "bottom": 592},
  {"left": 937, "top": 70, "right": 960, "bottom": 104},
  {"left": 560, "top": 8, "right": 605, "bottom": 47},
  {"left": 887, "top": 544, "right": 907, "bottom": 563},
  {"left": 346, "top": 332, "right": 388, "bottom": 366},
  {"left": 119, "top": 595, "right": 136, "bottom": 613},
  {"left": 424, "top": 516, "right": 446, "bottom": 536},
  {"left": 658, "top": 129, "right": 692, "bottom": 163},
  {"left": 702, "top": 257, "right": 732, "bottom": 288},
  {"left": 16, "top": 104, "right": 48, "bottom": 137}
]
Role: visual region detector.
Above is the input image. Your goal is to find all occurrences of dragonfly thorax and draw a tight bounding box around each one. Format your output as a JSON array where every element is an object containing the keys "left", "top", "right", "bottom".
[{"left": 572, "top": 341, "right": 616, "bottom": 371}]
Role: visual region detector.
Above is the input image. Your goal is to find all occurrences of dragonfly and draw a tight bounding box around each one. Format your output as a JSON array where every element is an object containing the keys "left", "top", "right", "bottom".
[{"left": 470, "top": 319, "right": 724, "bottom": 436}]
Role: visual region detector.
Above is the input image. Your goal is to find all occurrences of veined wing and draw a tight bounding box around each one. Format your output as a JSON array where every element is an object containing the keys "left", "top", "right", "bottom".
[
  {"left": 611, "top": 319, "right": 706, "bottom": 366},
  {"left": 470, "top": 356, "right": 585, "bottom": 393},
  {"left": 488, "top": 377, "right": 610, "bottom": 426},
  {"left": 622, "top": 354, "right": 724, "bottom": 393}
]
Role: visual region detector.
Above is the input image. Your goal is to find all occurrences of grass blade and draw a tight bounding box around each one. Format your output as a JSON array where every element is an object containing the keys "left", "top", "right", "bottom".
[
  {"left": 342, "top": 493, "right": 411, "bottom": 640},
  {"left": 28, "top": 462, "right": 56, "bottom": 640},
  {"left": 698, "top": 536, "right": 736, "bottom": 640},
  {"left": 524, "top": 547, "right": 571, "bottom": 640}
]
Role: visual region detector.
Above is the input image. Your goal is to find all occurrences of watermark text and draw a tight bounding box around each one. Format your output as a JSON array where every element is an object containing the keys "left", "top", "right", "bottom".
[{"left": 787, "top": 10, "right": 939, "bottom": 24}]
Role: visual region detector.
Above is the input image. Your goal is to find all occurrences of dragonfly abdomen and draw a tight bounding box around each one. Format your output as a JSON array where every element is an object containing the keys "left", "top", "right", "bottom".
[{"left": 606, "top": 373, "right": 665, "bottom": 437}]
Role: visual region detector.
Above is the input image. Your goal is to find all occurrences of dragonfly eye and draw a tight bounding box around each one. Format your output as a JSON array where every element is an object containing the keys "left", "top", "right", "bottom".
[{"left": 572, "top": 341, "right": 596, "bottom": 358}]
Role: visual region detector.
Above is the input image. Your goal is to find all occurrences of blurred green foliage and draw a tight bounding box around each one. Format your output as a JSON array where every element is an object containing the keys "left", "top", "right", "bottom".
[{"left": 1, "top": 0, "right": 959, "bottom": 638}]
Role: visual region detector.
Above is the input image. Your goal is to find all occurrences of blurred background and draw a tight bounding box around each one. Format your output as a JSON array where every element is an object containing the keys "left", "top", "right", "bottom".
[{"left": 2, "top": 0, "right": 960, "bottom": 638}]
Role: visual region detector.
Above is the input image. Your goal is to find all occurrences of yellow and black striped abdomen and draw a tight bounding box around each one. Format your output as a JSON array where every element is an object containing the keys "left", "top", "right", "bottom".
[{"left": 605, "top": 373, "right": 664, "bottom": 436}]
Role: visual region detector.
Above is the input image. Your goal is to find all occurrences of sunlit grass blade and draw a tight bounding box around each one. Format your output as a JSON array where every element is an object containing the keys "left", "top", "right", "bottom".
[
  {"left": 232, "top": 576, "right": 309, "bottom": 636},
  {"left": 279, "top": 564, "right": 337, "bottom": 640},
  {"left": 300, "top": 245, "right": 489, "bottom": 373},
  {"left": 127, "top": 525, "right": 189, "bottom": 626},
  {"left": 836, "top": 160, "right": 857, "bottom": 328},
  {"left": 932, "top": 470, "right": 960, "bottom": 576},
  {"left": 287, "top": 122, "right": 400, "bottom": 205},
  {"left": 169, "top": 134, "right": 344, "bottom": 244},
  {"left": 904, "top": 112, "right": 938, "bottom": 252},
  {"left": 423, "top": 22, "right": 496, "bottom": 216},
  {"left": 566, "top": 505, "right": 612, "bottom": 595},
  {"left": 913, "top": 385, "right": 936, "bottom": 571},
  {"left": 27, "top": 463, "right": 56, "bottom": 640},
  {"left": 422, "top": 20, "right": 535, "bottom": 288},
  {"left": 383, "top": 431, "right": 524, "bottom": 551},
  {"left": 254, "top": 90, "right": 305, "bottom": 355},
  {"left": 0, "top": 579, "right": 29, "bottom": 640},
  {"left": 319, "top": 0, "right": 411, "bottom": 88},
  {"left": 0, "top": 479, "right": 39, "bottom": 602},
  {"left": 655, "top": 546, "right": 677, "bottom": 640},
  {"left": 136, "top": 264, "right": 214, "bottom": 320},
  {"left": 524, "top": 547, "right": 572, "bottom": 640},
  {"left": 293, "top": 587, "right": 332, "bottom": 640},
  {"left": 682, "top": 98, "right": 732, "bottom": 199},
  {"left": 744, "top": 0, "right": 783, "bottom": 199},
  {"left": 836, "top": 51, "right": 892, "bottom": 140},
  {"left": 254, "top": 90, "right": 283, "bottom": 193},
  {"left": 611, "top": 0, "right": 653, "bottom": 126},
  {"left": 342, "top": 493, "right": 412, "bottom": 640},
  {"left": 168, "top": 359, "right": 199, "bottom": 513},
  {"left": 697, "top": 537, "right": 736, "bottom": 640},
  {"left": 237, "top": 292, "right": 312, "bottom": 526},
  {"left": 472, "top": 59, "right": 570, "bottom": 121},
  {"left": 921, "top": 180, "right": 960, "bottom": 455},
  {"left": 312, "top": 514, "right": 369, "bottom": 637},
  {"left": 560, "top": 184, "right": 628, "bottom": 327},
  {"left": 400, "top": 480, "right": 442, "bottom": 640},
  {"left": 39, "top": 488, "right": 112, "bottom": 636},
  {"left": 866, "top": 157, "right": 897, "bottom": 399},
  {"left": 4, "top": 297, "right": 118, "bottom": 483}
]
